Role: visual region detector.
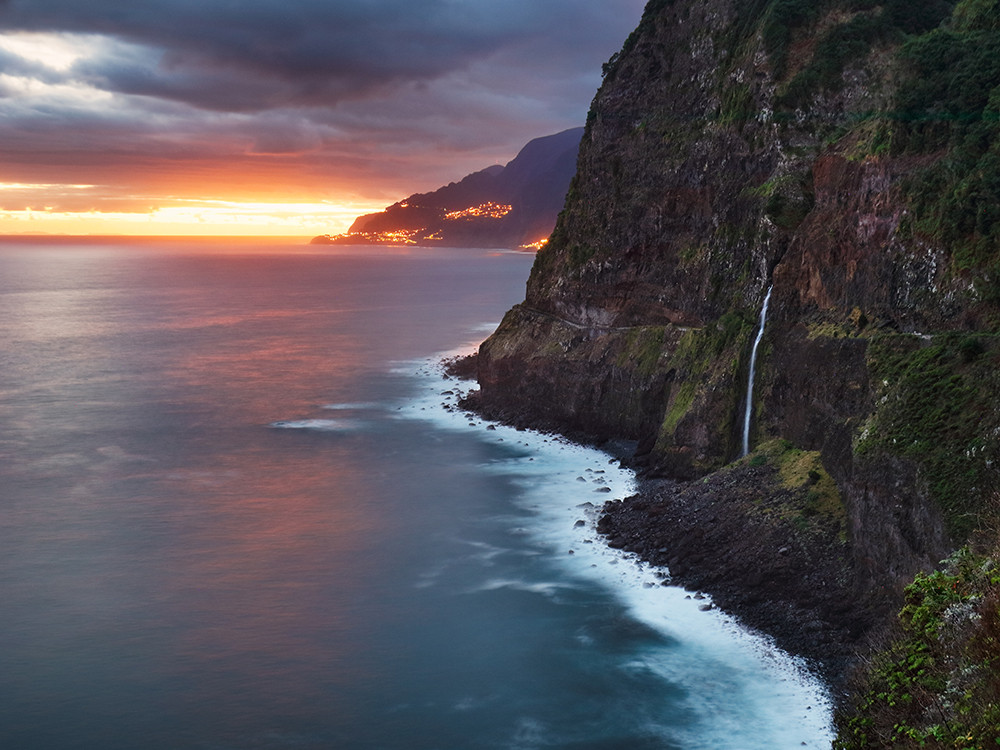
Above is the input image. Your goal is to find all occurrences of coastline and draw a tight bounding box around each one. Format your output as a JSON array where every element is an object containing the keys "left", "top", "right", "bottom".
[
  {"left": 429, "top": 350, "right": 836, "bottom": 746},
  {"left": 598, "top": 472, "right": 876, "bottom": 690},
  {"left": 448, "top": 353, "right": 875, "bottom": 695}
]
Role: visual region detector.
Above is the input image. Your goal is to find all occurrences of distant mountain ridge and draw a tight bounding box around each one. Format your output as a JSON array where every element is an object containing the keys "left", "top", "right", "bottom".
[{"left": 311, "top": 127, "right": 583, "bottom": 249}]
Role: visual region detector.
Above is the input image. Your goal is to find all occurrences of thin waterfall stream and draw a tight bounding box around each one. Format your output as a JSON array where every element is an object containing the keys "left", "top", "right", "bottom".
[{"left": 742, "top": 285, "right": 773, "bottom": 457}]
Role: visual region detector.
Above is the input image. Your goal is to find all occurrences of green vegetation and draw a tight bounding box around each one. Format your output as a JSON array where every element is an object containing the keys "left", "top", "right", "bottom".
[
  {"left": 617, "top": 326, "right": 667, "bottom": 376},
  {"left": 858, "top": 334, "right": 1000, "bottom": 537},
  {"left": 951, "top": 0, "right": 1000, "bottom": 32},
  {"left": 667, "top": 313, "right": 750, "bottom": 368},
  {"left": 719, "top": 82, "right": 756, "bottom": 128},
  {"left": 767, "top": 0, "right": 956, "bottom": 109},
  {"left": 777, "top": 12, "right": 883, "bottom": 109},
  {"left": 661, "top": 380, "right": 698, "bottom": 435},
  {"left": 760, "top": 0, "right": 824, "bottom": 79},
  {"left": 567, "top": 242, "right": 597, "bottom": 269},
  {"left": 891, "top": 14, "right": 1000, "bottom": 290},
  {"left": 836, "top": 547, "right": 1000, "bottom": 749},
  {"left": 614, "top": 0, "right": 957, "bottom": 122},
  {"left": 806, "top": 320, "right": 857, "bottom": 339},
  {"left": 653, "top": 314, "right": 752, "bottom": 464},
  {"left": 763, "top": 0, "right": 1000, "bottom": 297},
  {"left": 603, "top": 0, "right": 675, "bottom": 80},
  {"left": 742, "top": 175, "right": 815, "bottom": 229},
  {"left": 677, "top": 243, "right": 707, "bottom": 266},
  {"left": 768, "top": 183, "right": 814, "bottom": 229},
  {"left": 748, "top": 439, "right": 848, "bottom": 536}
]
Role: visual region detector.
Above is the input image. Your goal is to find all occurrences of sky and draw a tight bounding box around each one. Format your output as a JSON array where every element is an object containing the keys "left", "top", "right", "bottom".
[{"left": 0, "top": 0, "right": 648, "bottom": 236}]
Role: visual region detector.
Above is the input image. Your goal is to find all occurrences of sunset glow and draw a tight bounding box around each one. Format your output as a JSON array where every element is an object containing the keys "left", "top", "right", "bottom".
[
  {"left": 0, "top": 1, "right": 646, "bottom": 237},
  {"left": 0, "top": 195, "right": 385, "bottom": 236}
]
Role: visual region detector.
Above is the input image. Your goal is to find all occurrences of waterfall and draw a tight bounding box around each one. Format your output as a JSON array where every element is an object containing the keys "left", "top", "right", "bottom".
[{"left": 742, "top": 285, "right": 773, "bottom": 457}]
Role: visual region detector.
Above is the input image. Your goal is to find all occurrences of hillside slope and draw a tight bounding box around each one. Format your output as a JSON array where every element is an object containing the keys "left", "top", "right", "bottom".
[{"left": 313, "top": 128, "right": 582, "bottom": 249}]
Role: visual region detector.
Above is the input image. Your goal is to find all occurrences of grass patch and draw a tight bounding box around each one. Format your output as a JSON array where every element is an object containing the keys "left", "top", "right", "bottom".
[
  {"left": 719, "top": 82, "right": 756, "bottom": 128},
  {"left": 617, "top": 326, "right": 667, "bottom": 376},
  {"left": 662, "top": 380, "right": 698, "bottom": 435},
  {"left": 858, "top": 333, "right": 1000, "bottom": 537},
  {"left": 751, "top": 439, "right": 848, "bottom": 536}
]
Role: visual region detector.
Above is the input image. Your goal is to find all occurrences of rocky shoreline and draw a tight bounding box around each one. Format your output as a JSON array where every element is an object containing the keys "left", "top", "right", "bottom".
[
  {"left": 448, "top": 353, "right": 888, "bottom": 693},
  {"left": 597, "top": 470, "right": 890, "bottom": 691}
]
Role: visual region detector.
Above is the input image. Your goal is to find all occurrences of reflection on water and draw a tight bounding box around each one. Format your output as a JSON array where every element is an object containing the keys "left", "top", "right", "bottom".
[
  {"left": 0, "top": 240, "right": 831, "bottom": 750},
  {"left": 0, "top": 242, "right": 541, "bottom": 748}
]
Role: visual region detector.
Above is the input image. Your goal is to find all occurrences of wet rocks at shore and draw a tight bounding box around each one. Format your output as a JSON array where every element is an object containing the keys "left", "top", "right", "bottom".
[
  {"left": 597, "top": 462, "right": 889, "bottom": 687},
  {"left": 448, "top": 352, "right": 885, "bottom": 689}
]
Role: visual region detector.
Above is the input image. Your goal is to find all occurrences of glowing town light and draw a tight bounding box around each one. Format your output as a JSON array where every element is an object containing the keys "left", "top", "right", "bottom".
[
  {"left": 444, "top": 202, "right": 513, "bottom": 220},
  {"left": 519, "top": 238, "right": 550, "bottom": 250},
  {"left": 323, "top": 228, "right": 423, "bottom": 245}
]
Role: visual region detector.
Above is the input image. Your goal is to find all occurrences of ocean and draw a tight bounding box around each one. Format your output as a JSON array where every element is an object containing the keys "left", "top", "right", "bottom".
[{"left": 0, "top": 239, "right": 833, "bottom": 749}]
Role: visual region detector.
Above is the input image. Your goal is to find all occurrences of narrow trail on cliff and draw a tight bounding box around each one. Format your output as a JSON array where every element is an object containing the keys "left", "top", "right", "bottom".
[
  {"left": 742, "top": 285, "right": 773, "bottom": 457},
  {"left": 523, "top": 304, "right": 694, "bottom": 334}
]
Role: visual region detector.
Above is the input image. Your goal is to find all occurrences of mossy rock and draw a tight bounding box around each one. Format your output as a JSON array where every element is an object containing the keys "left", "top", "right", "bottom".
[{"left": 745, "top": 438, "right": 848, "bottom": 538}]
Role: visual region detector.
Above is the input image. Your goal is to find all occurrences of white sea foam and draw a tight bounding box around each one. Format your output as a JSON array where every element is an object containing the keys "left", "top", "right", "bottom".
[
  {"left": 268, "top": 418, "right": 364, "bottom": 432},
  {"left": 466, "top": 578, "right": 581, "bottom": 598},
  {"left": 321, "top": 402, "right": 381, "bottom": 411},
  {"left": 456, "top": 538, "right": 514, "bottom": 563},
  {"left": 396, "top": 344, "right": 835, "bottom": 750}
]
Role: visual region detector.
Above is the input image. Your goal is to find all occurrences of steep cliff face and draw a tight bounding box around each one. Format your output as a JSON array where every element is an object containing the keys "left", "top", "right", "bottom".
[{"left": 477, "top": 0, "right": 1000, "bottom": 618}]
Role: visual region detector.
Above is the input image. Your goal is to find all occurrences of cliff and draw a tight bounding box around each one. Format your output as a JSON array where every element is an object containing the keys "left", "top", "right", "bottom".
[
  {"left": 312, "top": 128, "right": 582, "bottom": 249},
  {"left": 471, "top": 0, "right": 1000, "bottom": 736}
]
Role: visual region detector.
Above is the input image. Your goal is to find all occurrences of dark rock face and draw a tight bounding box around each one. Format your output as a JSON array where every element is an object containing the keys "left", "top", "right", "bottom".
[
  {"left": 774, "top": 153, "right": 970, "bottom": 330},
  {"left": 474, "top": 304, "right": 675, "bottom": 444},
  {"left": 475, "top": 0, "right": 999, "bottom": 675}
]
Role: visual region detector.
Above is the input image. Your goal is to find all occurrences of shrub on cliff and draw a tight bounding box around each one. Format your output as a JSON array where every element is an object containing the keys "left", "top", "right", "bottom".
[
  {"left": 835, "top": 546, "right": 1000, "bottom": 749},
  {"left": 850, "top": 0, "right": 999, "bottom": 305},
  {"left": 764, "top": 0, "right": 955, "bottom": 107},
  {"left": 858, "top": 333, "right": 1000, "bottom": 538}
]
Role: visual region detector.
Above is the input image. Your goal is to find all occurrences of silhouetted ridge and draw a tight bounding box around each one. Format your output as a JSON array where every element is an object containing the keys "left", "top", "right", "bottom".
[{"left": 312, "top": 128, "right": 583, "bottom": 249}]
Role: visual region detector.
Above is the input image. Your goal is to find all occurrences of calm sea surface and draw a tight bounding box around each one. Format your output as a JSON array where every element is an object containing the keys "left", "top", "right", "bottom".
[{"left": 0, "top": 239, "right": 832, "bottom": 749}]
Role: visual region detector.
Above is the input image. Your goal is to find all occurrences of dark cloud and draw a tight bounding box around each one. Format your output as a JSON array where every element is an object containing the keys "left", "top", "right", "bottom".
[
  {"left": 2, "top": 0, "right": 640, "bottom": 111},
  {"left": 0, "top": 0, "right": 647, "bottom": 211}
]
